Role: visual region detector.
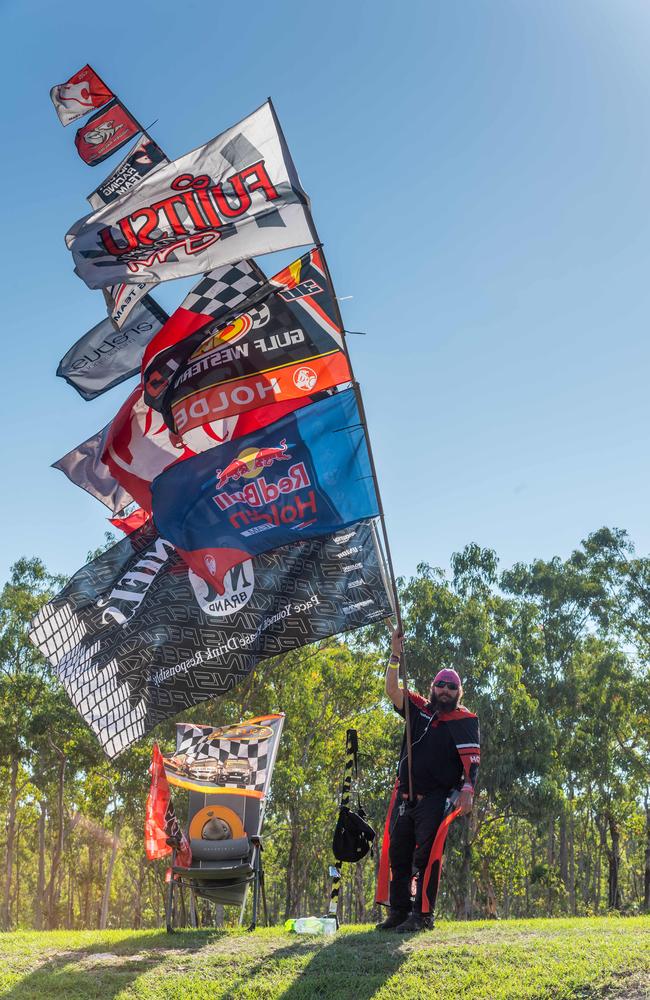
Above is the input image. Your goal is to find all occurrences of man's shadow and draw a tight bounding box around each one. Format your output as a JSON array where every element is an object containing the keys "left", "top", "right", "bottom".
[
  {"left": 273, "top": 928, "right": 409, "bottom": 1000},
  {"left": 1, "top": 928, "right": 222, "bottom": 1000}
]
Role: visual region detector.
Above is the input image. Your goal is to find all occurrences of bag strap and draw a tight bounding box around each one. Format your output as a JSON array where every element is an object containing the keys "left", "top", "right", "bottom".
[{"left": 339, "top": 729, "right": 358, "bottom": 810}]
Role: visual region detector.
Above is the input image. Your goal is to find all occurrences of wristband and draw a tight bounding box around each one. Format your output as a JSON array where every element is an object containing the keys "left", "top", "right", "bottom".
[
  {"left": 462, "top": 783, "right": 474, "bottom": 793},
  {"left": 389, "top": 654, "right": 400, "bottom": 664},
  {"left": 388, "top": 663, "right": 399, "bottom": 670}
]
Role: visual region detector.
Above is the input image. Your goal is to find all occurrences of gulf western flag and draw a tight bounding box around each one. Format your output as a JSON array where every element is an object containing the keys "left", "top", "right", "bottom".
[{"left": 151, "top": 389, "right": 379, "bottom": 592}]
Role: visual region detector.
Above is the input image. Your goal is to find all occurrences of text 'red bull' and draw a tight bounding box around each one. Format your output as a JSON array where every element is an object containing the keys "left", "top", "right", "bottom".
[
  {"left": 213, "top": 462, "right": 309, "bottom": 510},
  {"left": 99, "top": 163, "right": 280, "bottom": 257}
]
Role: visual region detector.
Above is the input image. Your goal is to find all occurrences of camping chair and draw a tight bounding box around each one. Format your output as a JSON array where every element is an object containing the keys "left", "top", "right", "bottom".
[{"left": 163, "top": 714, "right": 284, "bottom": 932}]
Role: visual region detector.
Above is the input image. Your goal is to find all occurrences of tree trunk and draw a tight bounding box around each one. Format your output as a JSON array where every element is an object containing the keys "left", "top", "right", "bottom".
[
  {"left": 459, "top": 817, "right": 472, "bottom": 919},
  {"left": 46, "top": 747, "right": 67, "bottom": 928},
  {"left": 1, "top": 756, "right": 19, "bottom": 930},
  {"left": 559, "top": 809, "right": 568, "bottom": 910},
  {"left": 283, "top": 824, "right": 300, "bottom": 920},
  {"left": 547, "top": 815, "right": 554, "bottom": 914},
  {"left": 568, "top": 786, "right": 576, "bottom": 915},
  {"left": 99, "top": 821, "right": 121, "bottom": 930},
  {"left": 607, "top": 813, "right": 622, "bottom": 911},
  {"left": 34, "top": 802, "right": 47, "bottom": 930},
  {"left": 643, "top": 792, "right": 650, "bottom": 913}
]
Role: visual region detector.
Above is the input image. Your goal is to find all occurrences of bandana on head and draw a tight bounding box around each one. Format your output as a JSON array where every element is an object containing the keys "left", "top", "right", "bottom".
[{"left": 433, "top": 668, "right": 462, "bottom": 688}]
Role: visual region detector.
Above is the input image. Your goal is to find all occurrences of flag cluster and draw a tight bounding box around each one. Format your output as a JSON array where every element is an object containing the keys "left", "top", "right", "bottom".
[{"left": 30, "top": 66, "right": 392, "bottom": 757}]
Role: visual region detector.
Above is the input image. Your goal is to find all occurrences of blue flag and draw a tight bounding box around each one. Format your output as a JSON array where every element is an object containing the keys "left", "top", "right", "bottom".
[{"left": 151, "top": 389, "right": 379, "bottom": 591}]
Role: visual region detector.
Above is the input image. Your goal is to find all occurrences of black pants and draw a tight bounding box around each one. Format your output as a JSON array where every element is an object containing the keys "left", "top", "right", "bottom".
[{"left": 388, "top": 789, "right": 448, "bottom": 914}]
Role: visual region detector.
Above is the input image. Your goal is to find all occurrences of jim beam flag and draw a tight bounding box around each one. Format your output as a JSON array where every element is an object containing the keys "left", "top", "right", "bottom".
[
  {"left": 88, "top": 135, "right": 168, "bottom": 210},
  {"left": 57, "top": 296, "right": 169, "bottom": 400},
  {"left": 50, "top": 64, "right": 113, "bottom": 126},
  {"left": 75, "top": 100, "right": 140, "bottom": 167},
  {"left": 28, "top": 520, "right": 391, "bottom": 757},
  {"left": 162, "top": 247, "right": 351, "bottom": 435},
  {"left": 67, "top": 100, "right": 314, "bottom": 288}
]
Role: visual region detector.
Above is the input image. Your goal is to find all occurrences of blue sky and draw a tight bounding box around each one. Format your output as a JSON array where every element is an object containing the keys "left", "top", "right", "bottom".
[{"left": 1, "top": 0, "right": 650, "bottom": 585}]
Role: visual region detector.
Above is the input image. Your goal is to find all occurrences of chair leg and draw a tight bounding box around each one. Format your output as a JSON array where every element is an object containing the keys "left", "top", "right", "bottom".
[
  {"left": 165, "top": 876, "right": 175, "bottom": 935},
  {"left": 260, "top": 858, "right": 270, "bottom": 926},
  {"left": 248, "top": 847, "right": 260, "bottom": 932},
  {"left": 189, "top": 889, "right": 198, "bottom": 929}
]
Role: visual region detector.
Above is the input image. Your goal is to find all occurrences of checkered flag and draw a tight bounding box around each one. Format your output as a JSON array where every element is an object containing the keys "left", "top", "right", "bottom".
[
  {"left": 182, "top": 260, "right": 265, "bottom": 321},
  {"left": 173, "top": 723, "right": 270, "bottom": 792}
]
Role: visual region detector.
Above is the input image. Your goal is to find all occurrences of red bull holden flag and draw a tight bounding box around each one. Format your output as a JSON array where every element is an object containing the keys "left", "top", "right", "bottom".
[
  {"left": 151, "top": 389, "right": 379, "bottom": 590},
  {"left": 161, "top": 248, "right": 351, "bottom": 434},
  {"left": 67, "top": 100, "right": 314, "bottom": 288}
]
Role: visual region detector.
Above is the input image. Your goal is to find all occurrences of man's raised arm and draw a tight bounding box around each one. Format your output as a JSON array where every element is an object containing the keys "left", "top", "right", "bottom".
[{"left": 385, "top": 628, "right": 404, "bottom": 710}]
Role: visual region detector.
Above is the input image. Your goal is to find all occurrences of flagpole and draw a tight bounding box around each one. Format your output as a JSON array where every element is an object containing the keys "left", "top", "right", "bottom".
[
  {"left": 303, "top": 236, "right": 415, "bottom": 803},
  {"left": 86, "top": 68, "right": 158, "bottom": 148},
  {"left": 268, "top": 86, "right": 415, "bottom": 797}
]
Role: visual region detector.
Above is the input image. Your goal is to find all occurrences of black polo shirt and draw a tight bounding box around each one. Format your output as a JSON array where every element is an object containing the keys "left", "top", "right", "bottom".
[{"left": 395, "top": 692, "right": 463, "bottom": 795}]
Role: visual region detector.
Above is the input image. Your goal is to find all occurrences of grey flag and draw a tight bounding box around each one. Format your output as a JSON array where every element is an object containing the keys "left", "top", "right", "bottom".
[
  {"left": 52, "top": 424, "right": 132, "bottom": 512},
  {"left": 57, "top": 295, "right": 168, "bottom": 400}
]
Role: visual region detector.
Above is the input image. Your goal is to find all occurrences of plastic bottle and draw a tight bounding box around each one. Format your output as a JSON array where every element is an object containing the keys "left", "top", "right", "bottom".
[{"left": 294, "top": 916, "right": 325, "bottom": 934}]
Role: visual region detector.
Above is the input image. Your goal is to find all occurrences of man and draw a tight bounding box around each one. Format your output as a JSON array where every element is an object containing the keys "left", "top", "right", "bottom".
[{"left": 376, "top": 629, "right": 480, "bottom": 932}]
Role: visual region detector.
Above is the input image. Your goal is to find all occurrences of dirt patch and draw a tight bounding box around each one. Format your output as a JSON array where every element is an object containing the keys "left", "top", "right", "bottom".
[{"left": 605, "top": 972, "right": 649, "bottom": 999}]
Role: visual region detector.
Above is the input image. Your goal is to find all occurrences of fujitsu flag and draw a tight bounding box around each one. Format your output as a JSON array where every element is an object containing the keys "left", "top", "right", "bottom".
[
  {"left": 88, "top": 136, "right": 168, "bottom": 210},
  {"left": 145, "top": 744, "right": 192, "bottom": 865},
  {"left": 151, "top": 389, "right": 380, "bottom": 590},
  {"left": 163, "top": 248, "right": 351, "bottom": 435},
  {"left": 50, "top": 64, "right": 113, "bottom": 126},
  {"left": 29, "top": 520, "right": 390, "bottom": 756},
  {"left": 75, "top": 100, "right": 140, "bottom": 166},
  {"left": 67, "top": 100, "right": 314, "bottom": 288}
]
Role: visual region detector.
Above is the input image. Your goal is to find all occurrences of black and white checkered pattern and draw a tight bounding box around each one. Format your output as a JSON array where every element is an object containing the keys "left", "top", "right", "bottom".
[
  {"left": 182, "top": 260, "right": 264, "bottom": 319},
  {"left": 173, "top": 723, "right": 269, "bottom": 791}
]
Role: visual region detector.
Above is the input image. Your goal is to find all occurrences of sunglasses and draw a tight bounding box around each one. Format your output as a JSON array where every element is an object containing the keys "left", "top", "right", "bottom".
[{"left": 434, "top": 680, "right": 458, "bottom": 691}]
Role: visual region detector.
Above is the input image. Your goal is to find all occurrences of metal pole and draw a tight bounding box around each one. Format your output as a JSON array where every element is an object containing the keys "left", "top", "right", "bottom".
[{"left": 313, "top": 243, "right": 414, "bottom": 801}]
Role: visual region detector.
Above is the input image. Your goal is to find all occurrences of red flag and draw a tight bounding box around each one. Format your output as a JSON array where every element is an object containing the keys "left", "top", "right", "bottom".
[
  {"left": 50, "top": 64, "right": 113, "bottom": 126},
  {"left": 145, "top": 744, "right": 191, "bottom": 866},
  {"left": 102, "top": 385, "right": 310, "bottom": 515},
  {"left": 75, "top": 100, "right": 140, "bottom": 166},
  {"left": 109, "top": 507, "right": 151, "bottom": 535}
]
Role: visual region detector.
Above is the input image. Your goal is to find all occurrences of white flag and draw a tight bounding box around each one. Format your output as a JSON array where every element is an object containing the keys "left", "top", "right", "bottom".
[{"left": 67, "top": 101, "right": 314, "bottom": 289}]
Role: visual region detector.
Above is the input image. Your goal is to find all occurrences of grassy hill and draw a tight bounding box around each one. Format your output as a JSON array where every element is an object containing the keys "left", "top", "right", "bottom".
[{"left": 0, "top": 916, "right": 647, "bottom": 999}]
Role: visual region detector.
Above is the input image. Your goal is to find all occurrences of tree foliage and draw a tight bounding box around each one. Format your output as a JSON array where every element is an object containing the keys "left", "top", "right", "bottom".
[{"left": 0, "top": 527, "right": 648, "bottom": 928}]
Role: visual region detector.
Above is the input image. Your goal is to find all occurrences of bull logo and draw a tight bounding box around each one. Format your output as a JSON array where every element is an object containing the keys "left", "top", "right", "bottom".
[{"left": 216, "top": 440, "right": 292, "bottom": 489}]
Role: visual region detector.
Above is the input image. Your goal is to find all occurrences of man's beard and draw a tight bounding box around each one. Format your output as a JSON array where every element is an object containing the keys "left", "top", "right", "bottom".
[{"left": 429, "top": 689, "right": 460, "bottom": 712}]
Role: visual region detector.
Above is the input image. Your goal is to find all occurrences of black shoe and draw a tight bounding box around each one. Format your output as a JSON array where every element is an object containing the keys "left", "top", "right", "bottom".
[
  {"left": 395, "top": 912, "right": 434, "bottom": 933},
  {"left": 375, "top": 909, "right": 410, "bottom": 931}
]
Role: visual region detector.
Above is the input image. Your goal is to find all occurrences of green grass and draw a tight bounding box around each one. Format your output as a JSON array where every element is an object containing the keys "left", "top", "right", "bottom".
[{"left": 0, "top": 917, "right": 647, "bottom": 999}]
